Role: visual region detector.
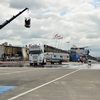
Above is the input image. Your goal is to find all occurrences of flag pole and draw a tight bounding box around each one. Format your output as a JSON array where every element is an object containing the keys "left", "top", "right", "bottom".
[
  {"left": 54, "top": 33, "right": 58, "bottom": 48},
  {"left": 58, "top": 40, "right": 60, "bottom": 52},
  {"left": 68, "top": 43, "right": 69, "bottom": 51},
  {"left": 58, "top": 37, "right": 63, "bottom": 52},
  {"left": 60, "top": 37, "right": 63, "bottom": 50},
  {"left": 55, "top": 37, "right": 57, "bottom": 48},
  {"left": 66, "top": 42, "right": 70, "bottom": 52}
]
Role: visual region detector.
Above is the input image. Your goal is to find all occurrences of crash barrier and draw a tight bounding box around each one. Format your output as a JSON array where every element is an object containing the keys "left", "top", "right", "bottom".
[{"left": 0, "top": 57, "right": 29, "bottom": 65}]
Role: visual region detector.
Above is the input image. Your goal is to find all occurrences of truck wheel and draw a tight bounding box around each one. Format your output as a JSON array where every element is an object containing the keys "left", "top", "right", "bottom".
[
  {"left": 44, "top": 62, "right": 46, "bottom": 65},
  {"left": 34, "top": 63, "right": 37, "bottom": 65},
  {"left": 59, "top": 61, "right": 62, "bottom": 64},
  {"left": 30, "top": 63, "right": 33, "bottom": 66},
  {"left": 42, "top": 60, "right": 46, "bottom": 65},
  {"left": 41, "top": 60, "right": 44, "bottom": 65},
  {"left": 51, "top": 62, "right": 54, "bottom": 64}
]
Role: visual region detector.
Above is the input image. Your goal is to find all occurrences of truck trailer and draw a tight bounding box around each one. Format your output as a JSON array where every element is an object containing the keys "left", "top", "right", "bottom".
[{"left": 29, "top": 44, "right": 69, "bottom": 65}]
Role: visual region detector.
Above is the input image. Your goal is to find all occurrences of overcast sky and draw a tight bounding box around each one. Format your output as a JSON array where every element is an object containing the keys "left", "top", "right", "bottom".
[{"left": 0, "top": 0, "right": 100, "bottom": 57}]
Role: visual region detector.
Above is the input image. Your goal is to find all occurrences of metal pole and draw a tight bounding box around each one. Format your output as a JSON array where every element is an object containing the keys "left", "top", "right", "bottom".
[
  {"left": 0, "top": 7, "right": 28, "bottom": 29},
  {"left": 60, "top": 38, "right": 63, "bottom": 50},
  {"left": 55, "top": 37, "right": 58, "bottom": 48}
]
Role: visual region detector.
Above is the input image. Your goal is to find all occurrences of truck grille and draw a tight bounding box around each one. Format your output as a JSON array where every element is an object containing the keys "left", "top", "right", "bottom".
[{"left": 33, "top": 56, "right": 37, "bottom": 59}]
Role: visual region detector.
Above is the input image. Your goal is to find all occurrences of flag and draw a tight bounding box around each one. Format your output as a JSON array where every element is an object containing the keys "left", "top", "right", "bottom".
[
  {"left": 58, "top": 37, "right": 63, "bottom": 39},
  {"left": 54, "top": 34, "right": 58, "bottom": 38},
  {"left": 57, "top": 35, "right": 61, "bottom": 37},
  {"left": 66, "top": 41, "right": 69, "bottom": 43},
  {"left": 77, "top": 48, "right": 80, "bottom": 50},
  {"left": 73, "top": 45, "right": 77, "bottom": 48}
]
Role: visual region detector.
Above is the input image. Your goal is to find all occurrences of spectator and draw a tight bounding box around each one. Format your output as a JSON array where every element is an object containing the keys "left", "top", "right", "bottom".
[
  {"left": 81, "top": 58, "right": 84, "bottom": 63},
  {"left": 78, "top": 58, "right": 80, "bottom": 62}
]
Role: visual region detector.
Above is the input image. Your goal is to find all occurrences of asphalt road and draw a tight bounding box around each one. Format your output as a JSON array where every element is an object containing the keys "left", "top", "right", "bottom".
[{"left": 0, "top": 63, "right": 100, "bottom": 100}]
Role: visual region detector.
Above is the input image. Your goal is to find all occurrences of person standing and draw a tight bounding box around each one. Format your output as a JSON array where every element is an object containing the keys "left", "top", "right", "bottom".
[
  {"left": 78, "top": 58, "right": 80, "bottom": 62},
  {"left": 81, "top": 58, "right": 84, "bottom": 63}
]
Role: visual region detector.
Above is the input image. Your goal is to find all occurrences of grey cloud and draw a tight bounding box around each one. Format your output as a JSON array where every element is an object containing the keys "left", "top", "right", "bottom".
[
  {"left": 86, "top": 33, "right": 100, "bottom": 39},
  {"left": 32, "top": 13, "right": 61, "bottom": 20},
  {"left": 90, "top": 45, "right": 100, "bottom": 52},
  {"left": 9, "top": 0, "right": 49, "bottom": 10},
  {"left": 9, "top": 0, "right": 69, "bottom": 14},
  {"left": 0, "top": 30, "right": 14, "bottom": 40},
  {"left": 71, "top": 35, "right": 81, "bottom": 41},
  {"left": 0, "top": 0, "right": 9, "bottom": 4},
  {"left": 20, "top": 28, "right": 49, "bottom": 39},
  {"left": 89, "top": 14, "right": 100, "bottom": 25}
]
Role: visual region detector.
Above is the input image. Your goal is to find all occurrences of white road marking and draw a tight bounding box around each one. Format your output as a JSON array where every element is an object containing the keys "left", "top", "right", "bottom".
[
  {"left": 8, "top": 68, "right": 82, "bottom": 100},
  {"left": 0, "top": 69, "right": 40, "bottom": 76}
]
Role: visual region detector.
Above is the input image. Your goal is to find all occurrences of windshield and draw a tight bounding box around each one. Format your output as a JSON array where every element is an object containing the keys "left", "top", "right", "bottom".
[{"left": 29, "top": 50, "right": 42, "bottom": 54}]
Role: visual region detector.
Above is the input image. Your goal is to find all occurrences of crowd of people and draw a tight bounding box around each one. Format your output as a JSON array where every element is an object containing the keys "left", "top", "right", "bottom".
[
  {"left": 1, "top": 53, "right": 14, "bottom": 61},
  {"left": 78, "top": 58, "right": 84, "bottom": 63},
  {"left": 1, "top": 51, "right": 22, "bottom": 61}
]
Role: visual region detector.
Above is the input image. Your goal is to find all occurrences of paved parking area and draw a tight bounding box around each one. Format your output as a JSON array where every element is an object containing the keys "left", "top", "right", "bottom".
[{"left": 0, "top": 63, "right": 100, "bottom": 100}]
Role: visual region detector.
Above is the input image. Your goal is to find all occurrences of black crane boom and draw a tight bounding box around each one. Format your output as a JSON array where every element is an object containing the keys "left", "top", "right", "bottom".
[{"left": 0, "top": 7, "right": 28, "bottom": 29}]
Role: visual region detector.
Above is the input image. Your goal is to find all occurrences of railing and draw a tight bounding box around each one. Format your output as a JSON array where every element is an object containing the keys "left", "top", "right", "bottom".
[{"left": 0, "top": 57, "right": 29, "bottom": 65}]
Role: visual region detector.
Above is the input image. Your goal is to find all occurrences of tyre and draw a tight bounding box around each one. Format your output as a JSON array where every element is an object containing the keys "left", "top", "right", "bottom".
[
  {"left": 59, "top": 61, "right": 62, "bottom": 64},
  {"left": 42, "top": 59, "right": 46, "bottom": 65},
  {"left": 30, "top": 63, "right": 33, "bottom": 66},
  {"left": 51, "top": 62, "right": 54, "bottom": 64}
]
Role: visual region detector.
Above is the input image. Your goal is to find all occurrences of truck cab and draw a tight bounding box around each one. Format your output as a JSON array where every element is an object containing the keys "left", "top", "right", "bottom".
[{"left": 29, "top": 44, "right": 46, "bottom": 65}]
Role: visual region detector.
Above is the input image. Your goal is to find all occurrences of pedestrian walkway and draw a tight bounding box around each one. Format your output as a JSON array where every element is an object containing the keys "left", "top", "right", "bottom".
[{"left": 0, "top": 86, "right": 17, "bottom": 95}]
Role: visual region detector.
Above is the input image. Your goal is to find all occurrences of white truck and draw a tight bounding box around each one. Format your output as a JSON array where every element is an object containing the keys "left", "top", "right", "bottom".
[{"left": 29, "top": 44, "right": 69, "bottom": 65}]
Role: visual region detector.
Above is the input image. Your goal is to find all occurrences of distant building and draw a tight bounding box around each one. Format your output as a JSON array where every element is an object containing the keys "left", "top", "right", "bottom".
[
  {"left": 69, "top": 46, "right": 90, "bottom": 62},
  {"left": 70, "top": 46, "right": 89, "bottom": 56},
  {"left": 0, "top": 42, "right": 28, "bottom": 60}
]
